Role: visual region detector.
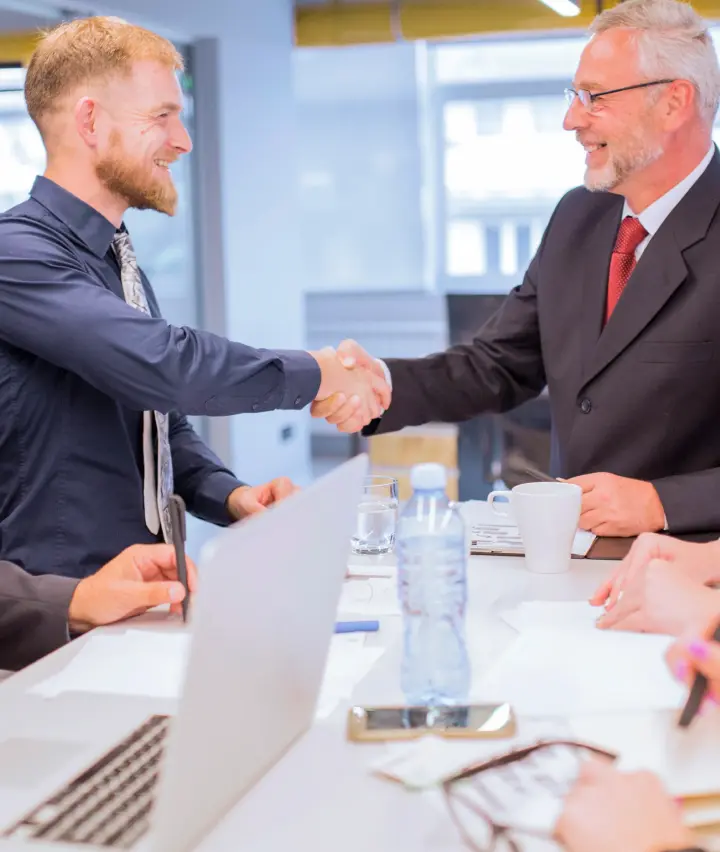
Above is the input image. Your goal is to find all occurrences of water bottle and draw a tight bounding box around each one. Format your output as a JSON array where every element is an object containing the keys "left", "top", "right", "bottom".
[{"left": 396, "top": 463, "right": 470, "bottom": 706}]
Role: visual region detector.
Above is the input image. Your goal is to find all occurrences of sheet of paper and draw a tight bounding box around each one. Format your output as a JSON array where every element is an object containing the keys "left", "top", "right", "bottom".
[
  {"left": 569, "top": 707, "right": 720, "bottom": 799},
  {"left": 372, "top": 717, "right": 570, "bottom": 789},
  {"left": 338, "top": 577, "right": 400, "bottom": 616},
  {"left": 32, "top": 627, "right": 385, "bottom": 722},
  {"left": 500, "top": 601, "right": 604, "bottom": 633},
  {"left": 315, "top": 634, "right": 385, "bottom": 719},
  {"left": 31, "top": 630, "right": 191, "bottom": 700},
  {"left": 475, "top": 627, "right": 684, "bottom": 716}
]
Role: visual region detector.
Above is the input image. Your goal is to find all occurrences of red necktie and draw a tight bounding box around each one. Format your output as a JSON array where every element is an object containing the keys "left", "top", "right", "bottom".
[{"left": 605, "top": 216, "right": 648, "bottom": 323}]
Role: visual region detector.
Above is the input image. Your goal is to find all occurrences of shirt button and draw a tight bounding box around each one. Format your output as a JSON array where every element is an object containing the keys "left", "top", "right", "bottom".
[
  {"left": 579, "top": 397, "right": 592, "bottom": 414},
  {"left": 294, "top": 396, "right": 302, "bottom": 406}
]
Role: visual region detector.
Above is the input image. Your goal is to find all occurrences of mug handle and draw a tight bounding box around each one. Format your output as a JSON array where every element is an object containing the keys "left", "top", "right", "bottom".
[{"left": 488, "top": 490, "right": 512, "bottom": 516}]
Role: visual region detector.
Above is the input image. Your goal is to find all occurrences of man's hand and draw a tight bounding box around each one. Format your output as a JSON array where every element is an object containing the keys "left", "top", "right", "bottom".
[
  {"left": 68, "top": 544, "right": 198, "bottom": 632},
  {"left": 555, "top": 759, "right": 695, "bottom": 852},
  {"left": 590, "top": 532, "right": 720, "bottom": 610},
  {"left": 567, "top": 472, "right": 665, "bottom": 537},
  {"left": 310, "top": 341, "right": 391, "bottom": 433},
  {"left": 595, "top": 557, "right": 719, "bottom": 635},
  {"left": 227, "top": 477, "right": 298, "bottom": 521}
]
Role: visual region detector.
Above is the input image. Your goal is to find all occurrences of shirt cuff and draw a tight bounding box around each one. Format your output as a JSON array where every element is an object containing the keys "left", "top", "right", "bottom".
[
  {"left": 192, "top": 471, "right": 245, "bottom": 526},
  {"left": 377, "top": 359, "right": 392, "bottom": 389},
  {"left": 273, "top": 350, "right": 322, "bottom": 410}
]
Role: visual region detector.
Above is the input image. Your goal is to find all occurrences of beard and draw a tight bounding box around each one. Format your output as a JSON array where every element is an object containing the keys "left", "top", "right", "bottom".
[
  {"left": 95, "top": 130, "right": 178, "bottom": 216},
  {"left": 583, "top": 122, "right": 663, "bottom": 193}
]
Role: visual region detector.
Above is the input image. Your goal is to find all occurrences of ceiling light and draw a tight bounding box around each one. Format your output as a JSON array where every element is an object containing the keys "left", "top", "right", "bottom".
[{"left": 538, "top": 0, "right": 581, "bottom": 16}]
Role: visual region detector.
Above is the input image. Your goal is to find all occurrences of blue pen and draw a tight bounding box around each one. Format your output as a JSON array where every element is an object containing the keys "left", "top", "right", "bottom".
[{"left": 335, "top": 620, "right": 380, "bottom": 634}]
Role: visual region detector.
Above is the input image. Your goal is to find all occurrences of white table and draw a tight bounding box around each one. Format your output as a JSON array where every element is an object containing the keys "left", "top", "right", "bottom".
[
  {"left": 4, "top": 538, "right": 719, "bottom": 850},
  {"left": 191, "top": 549, "right": 617, "bottom": 851}
]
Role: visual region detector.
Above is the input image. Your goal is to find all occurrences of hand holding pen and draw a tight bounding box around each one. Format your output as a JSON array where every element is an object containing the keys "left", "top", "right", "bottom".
[
  {"left": 668, "top": 616, "right": 720, "bottom": 726},
  {"left": 168, "top": 494, "right": 191, "bottom": 623}
]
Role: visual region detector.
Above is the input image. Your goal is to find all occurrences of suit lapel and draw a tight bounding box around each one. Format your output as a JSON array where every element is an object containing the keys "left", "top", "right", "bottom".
[
  {"left": 577, "top": 200, "right": 622, "bottom": 379},
  {"left": 582, "top": 150, "right": 720, "bottom": 387}
]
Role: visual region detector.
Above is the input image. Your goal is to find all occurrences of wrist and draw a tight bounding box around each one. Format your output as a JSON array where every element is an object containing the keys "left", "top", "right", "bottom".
[
  {"left": 67, "top": 579, "right": 95, "bottom": 634},
  {"left": 226, "top": 486, "right": 250, "bottom": 522},
  {"left": 647, "top": 484, "right": 667, "bottom": 532},
  {"left": 309, "top": 348, "right": 346, "bottom": 401}
]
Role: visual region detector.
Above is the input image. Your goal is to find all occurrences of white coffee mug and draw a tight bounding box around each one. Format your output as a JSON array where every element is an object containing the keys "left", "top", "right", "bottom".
[{"left": 487, "top": 481, "right": 582, "bottom": 574}]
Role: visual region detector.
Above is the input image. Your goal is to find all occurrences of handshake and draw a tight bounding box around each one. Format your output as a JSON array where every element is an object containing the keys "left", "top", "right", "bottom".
[{"left": 309, "top": 340, "right": 391, "bottom": 433}]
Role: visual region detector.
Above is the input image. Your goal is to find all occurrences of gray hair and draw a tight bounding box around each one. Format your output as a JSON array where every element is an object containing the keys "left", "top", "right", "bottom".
[{"left": 590, "top": 0, "right": 720, "bottom": 125}]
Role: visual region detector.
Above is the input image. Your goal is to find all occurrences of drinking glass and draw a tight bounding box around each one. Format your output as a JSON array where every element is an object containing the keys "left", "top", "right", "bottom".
[{"left": 351, "top": 475, "right": 399, "bottom": 554}]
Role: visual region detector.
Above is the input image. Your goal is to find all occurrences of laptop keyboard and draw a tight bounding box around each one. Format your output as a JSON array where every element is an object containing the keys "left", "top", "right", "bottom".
[{"left": 3, "top": 714, "right": 170, "bottom": 848}]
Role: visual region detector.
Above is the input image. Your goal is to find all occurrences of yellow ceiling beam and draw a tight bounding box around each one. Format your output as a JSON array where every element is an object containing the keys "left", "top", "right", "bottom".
[
  {"left": 295, "top": 0, "right": 720, "bottom": 47},
  {"left": 0, "top": 32, "right": 42, "bottom": 66}
]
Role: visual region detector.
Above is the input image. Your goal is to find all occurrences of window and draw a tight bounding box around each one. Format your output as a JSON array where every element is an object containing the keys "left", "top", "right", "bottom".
[{"left": 434, "top": 36, "right": 587, "bottom": 293}]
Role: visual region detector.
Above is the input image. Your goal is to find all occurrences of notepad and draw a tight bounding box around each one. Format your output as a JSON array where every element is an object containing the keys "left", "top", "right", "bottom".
[
  {"left": 470, "top": 523, "right": 596, "bottom": 557},
  {"left": 476, "top": 627, "right": 685, "bottom": 716}
]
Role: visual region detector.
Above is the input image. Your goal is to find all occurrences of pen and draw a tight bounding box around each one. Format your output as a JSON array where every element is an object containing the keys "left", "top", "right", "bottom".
[
  {"left": 168, "top": 494, "right": 189, "bottom": 623},
  {"left": 335, "top": 620, "right": 379, "bottom": 634},
  {"left": 522, "top": 466, "right": 556, "bottom": 483},
  {"left": 678, "top": 621, "right": 720, "bottom": 728}
]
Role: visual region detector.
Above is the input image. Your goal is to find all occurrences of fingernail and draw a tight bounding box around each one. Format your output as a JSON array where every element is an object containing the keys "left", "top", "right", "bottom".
[
  {"left": 689, "top": 640, "right": 708, "bottom": 660},
  {"left": 674, "top": 660, "right": 688, "bottom": 680},
  {"left": 341, "top": 357, "right": 354, "bottom": 367},
  {"left": 169, "top": 585, "right": 184, "bottom": 602}
]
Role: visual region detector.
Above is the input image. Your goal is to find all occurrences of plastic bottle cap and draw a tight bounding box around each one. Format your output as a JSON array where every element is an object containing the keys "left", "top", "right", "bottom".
[{"left": 410, "top": 463, "right": 447, "bottom": 491}]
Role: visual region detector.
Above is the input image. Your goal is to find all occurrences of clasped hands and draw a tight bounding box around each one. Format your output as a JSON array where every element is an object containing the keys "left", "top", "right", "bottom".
[{"left": 310, "top": 340, "right": 390, "bottom": 433}]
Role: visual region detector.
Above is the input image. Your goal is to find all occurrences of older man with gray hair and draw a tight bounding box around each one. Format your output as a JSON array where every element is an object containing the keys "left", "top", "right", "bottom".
[{"left": 316, "top": 0, "right": 720, "bottom": 545}]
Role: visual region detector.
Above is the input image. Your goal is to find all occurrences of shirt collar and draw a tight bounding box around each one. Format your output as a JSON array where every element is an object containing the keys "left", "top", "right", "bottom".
[
  {"left": 29, "top": 176, "right": 118, "bottom": 258},
  {"left": 623, "top": 144, "right": 716, "bottom": 236}
]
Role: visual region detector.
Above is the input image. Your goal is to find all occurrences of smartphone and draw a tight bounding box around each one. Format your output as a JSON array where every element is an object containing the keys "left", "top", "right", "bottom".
[{"left": 347, "top": 703, "right": 516, "bottom": 742}]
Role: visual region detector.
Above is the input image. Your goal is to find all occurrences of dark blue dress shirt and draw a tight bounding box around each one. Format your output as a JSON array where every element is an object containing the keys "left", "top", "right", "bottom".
[{"left": 0, "top": 177, "right": 321, "bottom": 578}]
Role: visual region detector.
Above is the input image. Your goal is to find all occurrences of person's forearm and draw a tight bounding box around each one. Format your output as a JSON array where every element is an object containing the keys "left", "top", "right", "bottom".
[
  {"left": 0, "top": 567, "right": 79, "bottom": 670},
  {"left": 0, "top": 267, "right": 321, "bottom": 417}
]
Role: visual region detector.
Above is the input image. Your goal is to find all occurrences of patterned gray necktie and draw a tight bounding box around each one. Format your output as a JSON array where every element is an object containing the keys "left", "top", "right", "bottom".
[{"left": 112, "top": 229, "right": 173, "bottom": 543}]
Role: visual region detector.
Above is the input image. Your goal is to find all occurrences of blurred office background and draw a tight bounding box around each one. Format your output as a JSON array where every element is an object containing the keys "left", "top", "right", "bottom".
[{"left": 2, "top": 1, "right": 720, "bottom": 554}]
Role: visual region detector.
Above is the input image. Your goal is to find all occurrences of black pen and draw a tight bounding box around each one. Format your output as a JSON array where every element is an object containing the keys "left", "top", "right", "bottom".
[
  {"left": 522, "top": 465, "right": 556, "bottom": 483},
  {"left": 678, "top": 621, "right": 720, "bottom": 728},
  {"left": 168, "top": 494, "right": 189, "bottom": 623}
]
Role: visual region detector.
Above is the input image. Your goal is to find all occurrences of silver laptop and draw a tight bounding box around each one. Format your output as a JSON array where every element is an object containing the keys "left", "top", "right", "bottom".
[{"left": 0, "top": 454, "right": 368, "bottom": 852}]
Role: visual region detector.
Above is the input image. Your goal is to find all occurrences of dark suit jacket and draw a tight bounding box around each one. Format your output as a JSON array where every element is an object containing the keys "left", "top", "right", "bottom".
[
  {"left": 0, "top": 561, "right": 78, "bottom": 671},
  {"left": 371, "top": 151, "right": 720, "bottom": 533}
]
